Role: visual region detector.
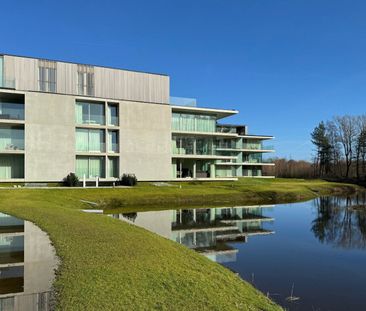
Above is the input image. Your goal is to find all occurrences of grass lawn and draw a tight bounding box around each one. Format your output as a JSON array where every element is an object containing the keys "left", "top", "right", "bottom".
[
  {"left": 22, "top": 177, "right": 358, "bottom": 211},
  {"left": 0, "top": 178, "right": 359, "bottom": 310}
]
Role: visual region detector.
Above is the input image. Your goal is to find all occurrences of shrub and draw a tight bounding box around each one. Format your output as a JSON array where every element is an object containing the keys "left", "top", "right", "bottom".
[
  {"left": 64, "top": 172, "right": 79, "bottom": 187},
  {"left": 119, "top": 174, "right": 138, "bottom": 186}
]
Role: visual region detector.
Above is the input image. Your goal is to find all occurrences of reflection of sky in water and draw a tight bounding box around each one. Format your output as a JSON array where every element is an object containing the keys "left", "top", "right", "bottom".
[
  {"left": 111, "top": 195, "right": 366, "bottom": 311},
  {"left": 0, "top": 213, "right": 58, "bottom": 310}
]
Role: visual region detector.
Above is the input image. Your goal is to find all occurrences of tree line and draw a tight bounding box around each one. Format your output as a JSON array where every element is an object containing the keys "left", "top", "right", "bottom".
[
  {"left": 311, "top": 115, "right": 366, "bottom": 180},
  {"left": 263, "top": 115, "right": 366, "bottom": 180}
]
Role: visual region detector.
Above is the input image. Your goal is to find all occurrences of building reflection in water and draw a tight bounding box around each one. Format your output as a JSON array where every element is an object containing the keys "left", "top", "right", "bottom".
[
  {"left": 0, "top": 213, "right": 58, "bottom": 311},
  {"left": 112, "top": 205, "right": 275, "bottom": 263}
]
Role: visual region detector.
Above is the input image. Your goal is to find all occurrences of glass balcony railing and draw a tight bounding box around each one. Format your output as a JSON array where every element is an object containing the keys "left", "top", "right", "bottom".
[
  {"left": 243, "top": 144, "right": 274, "bottom": 150},
  {"left": 76, "top": 143, "right": 106, "bottom": 153},
  {"left": 108, "top": 116, "right": 119, "bottom": 126},
  {"left": 0, "top": 103, "right": 25, "bottom": 121},
  {"left": 79, "top": 115, "right": 105, "bottom": 125},
  {"left": 216, "top": 126, "right": 237, "bottom": 134},
  {"left": 0, "top": 79, "right": 16, "bottom": 89},
  {"left": 172, "top": 147, "right": 216, "bottom": 156},
  {"left": 216, "top": 143, "right": 238, "bottom": 149},
  {"left": 0, "top": 139, "right": 25, "bottom": 151},
  {"left": 170, "top": 97, "right": 197, "bottom": 107},
  {"left": 108, "top": 143, "right": 119, "bottom": 153}
]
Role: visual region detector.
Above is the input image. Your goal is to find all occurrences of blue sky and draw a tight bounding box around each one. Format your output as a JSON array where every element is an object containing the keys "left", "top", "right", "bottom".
[{"left": 2, "top": 0, "right": 366, "bottom": 160}]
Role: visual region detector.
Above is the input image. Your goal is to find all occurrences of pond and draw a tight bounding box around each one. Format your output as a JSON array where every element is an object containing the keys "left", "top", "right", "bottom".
[
  {"left": 108, "top": 195, "right": 366, "bottom": 311},
  {"left": 0, "top": 213, "right": 58, "bottom": 311}
]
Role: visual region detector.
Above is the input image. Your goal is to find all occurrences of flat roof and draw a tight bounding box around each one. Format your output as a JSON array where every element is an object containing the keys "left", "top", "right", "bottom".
[
  {"left": 171, "top": 105, "right": 238, "bottom": 119},
  {"left": 0, "top": 53, "right": 168, "bottom": 77}
]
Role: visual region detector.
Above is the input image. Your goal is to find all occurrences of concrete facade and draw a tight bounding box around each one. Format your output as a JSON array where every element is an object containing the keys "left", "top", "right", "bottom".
[{"left": 25, "top": 92, "right": 76, "bottom": 182}]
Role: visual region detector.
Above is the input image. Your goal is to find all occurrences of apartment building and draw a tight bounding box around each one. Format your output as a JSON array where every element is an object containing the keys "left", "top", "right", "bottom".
[{"left": 0, "top": 54, "right": 274, "bottom": 182}]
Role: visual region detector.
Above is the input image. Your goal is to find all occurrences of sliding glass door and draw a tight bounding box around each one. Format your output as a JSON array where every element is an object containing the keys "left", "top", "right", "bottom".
[{"left": 76, "top": 156, "right": 105, "bottom": 178}]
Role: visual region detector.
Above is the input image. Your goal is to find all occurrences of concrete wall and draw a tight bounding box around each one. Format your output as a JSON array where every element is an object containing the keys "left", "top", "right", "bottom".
[
  {"left": 3, "top": 55, "right": 169, "bottom": 104},
  {"left": 119, "top": 100, "right": 172, "bottom": 181},
  {"left": 25, "top": 92, "right": 75, "bottom": 181}
]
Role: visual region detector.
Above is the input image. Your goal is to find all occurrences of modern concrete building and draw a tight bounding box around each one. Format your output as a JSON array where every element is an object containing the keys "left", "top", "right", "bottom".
[{"left": 0, "top": 54, "right": 274, "bottom": 182}]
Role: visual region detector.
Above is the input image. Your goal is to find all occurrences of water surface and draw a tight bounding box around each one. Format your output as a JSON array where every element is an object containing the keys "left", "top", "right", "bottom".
[{"left": 109, "top": 195, "right": 366, "bottom": 311}]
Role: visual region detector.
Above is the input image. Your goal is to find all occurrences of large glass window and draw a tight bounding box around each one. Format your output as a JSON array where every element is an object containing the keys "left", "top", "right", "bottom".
[
  {"left": 172, "top": 113, "right": 216, "bottom": 132},
  {"left": 0, "top": 100, "right": 24, "bottom": 120},
  {"left": 0, "top": 155, "right": 24, "bottom": 179},
  {"left": 0, "top": 126, "right": 24, "bottom": 151},
  {"left": 77, "top": 65, "right": 94, "bottom": 96},
  {"left": 38, "top": 60, "right": 57, "bottom": 92},
  {"left": 244, "top": 153, "right": 262, "bottom": 163},
  {"left": 108, "top": 130, "right": 119, "bottom": 153},
  {"left": 243, "top": 139, "right": 262, "bottom": 150},
  {"left": 76, "top": 129, "right": 105, "bottom": 152},
  {"left": 108, "top": 157, "right": 119, "bottom": 178},
  {"left": 76, "top": 156, "right": 105, "bottom": 178},
  {"left": 75, "top": 101, "right": 105, "bottom": 125},
  {"left": 172, "top": 137, "right": 194, "bottom": 155},
  {"left": 196, "top": 138, "right": 213, "bottom": 155},
  {"left": 172, "top": 136, "right": 214, "bottom": 155},
  {"left": 107, "top": 103, "right": 119, "bottom": 126}
]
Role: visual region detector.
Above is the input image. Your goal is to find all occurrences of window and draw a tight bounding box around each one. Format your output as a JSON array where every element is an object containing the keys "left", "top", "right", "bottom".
[
  {"left": 77, "top": 65, "right": 94, "bottom": 96},
  {"left": 108, "top": 130, "right": 119, "bottom": 153},
  {"left": 75, "top": 101, "right": 105, "bottom": 125},
  {"left": 107, "top": 103, "right": 119, "bottom": 126},
  {"left": 38, "top": 60, "right": 57, "bottom": 92},
  {"left": 75, "top": 129, "right": 105, "bottom": 152},
  {"left": 76, "top": 156, "right": 105, "bottom": 178},
  {"left": 108, "top": 157, "right": 119, "bottom": 178},
  {"left": 172, "top": 113, "right": 216, "bottom": 132},
  {"left": 0, "top": 126, "right": 24, "bottom": 151},
  {"left": 0, "top": 155, "right": 24, "bottom": 179},
  {"left": 0, "top": 97, "right": 24, "bottom": 121}
]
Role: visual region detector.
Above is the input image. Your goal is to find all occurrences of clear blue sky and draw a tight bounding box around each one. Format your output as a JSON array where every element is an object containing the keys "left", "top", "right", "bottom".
[{"left": 2, "top": 0, "right": 366, "bottom": 160}]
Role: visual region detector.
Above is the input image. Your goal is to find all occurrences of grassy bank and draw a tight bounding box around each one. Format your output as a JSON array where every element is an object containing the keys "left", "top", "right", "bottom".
[
  {"left": 0, "top": 178, "right": 360, "bottom": 310},
  {"left": 27, "top": 178, "right": 359, "bottom": 211},
  {"left": 0, "top": 189, "right": 281, "bottom": 310}
]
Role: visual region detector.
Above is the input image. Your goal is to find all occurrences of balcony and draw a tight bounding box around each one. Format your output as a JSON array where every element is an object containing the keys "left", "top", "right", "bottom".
[
  {"left": 108, "top": 143, "right": 119, "bottom": 153},
  {"left": 0, "top": 98, "right": 25, "bottom": 121},
  {"left": 108, "top": 116, "right": 119, "bottom": 126},
  {"left": 0, "top": 79, "right": 16, "bottom": 89},
  {"left": 76, "top": 142, "right": 106, "bottom": 153},
  {"left": 170, "top": 96, "right": 197, "bottom": 107},
  {"left": 0, "top": 127, "right": 24, "bottom": 152},
  {"left": 0, "top": 139, "right": 24, "bottom": 151},
  {"left": 216, "top": 126, "right": 237, "bottom": 134},
  {"left": 242, "top": 144, "right": 275, "bottom": 151}
]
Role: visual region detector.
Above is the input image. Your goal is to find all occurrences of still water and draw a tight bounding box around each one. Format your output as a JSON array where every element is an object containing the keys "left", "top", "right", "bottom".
[
  {"left": 0, "top": 213, "right": 58, "bottom": 311},
  {"left": 109, "top": 195, "right": 366, "bottom": 311}
]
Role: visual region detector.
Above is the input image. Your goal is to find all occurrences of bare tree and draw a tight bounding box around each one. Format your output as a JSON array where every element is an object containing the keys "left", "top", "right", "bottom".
[{"left": 334, "top": 116, "right": 357, "bottom": 178}]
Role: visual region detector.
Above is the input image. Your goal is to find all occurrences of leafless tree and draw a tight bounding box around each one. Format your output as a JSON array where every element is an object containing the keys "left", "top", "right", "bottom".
[{"left": 333, "top": 116, "right": 357, "bottom": 178}]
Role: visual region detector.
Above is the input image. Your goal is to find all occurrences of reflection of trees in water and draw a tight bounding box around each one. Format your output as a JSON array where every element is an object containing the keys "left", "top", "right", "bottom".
[{"left": 312, "top": 194, "right": 366, "bottom": 249}]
